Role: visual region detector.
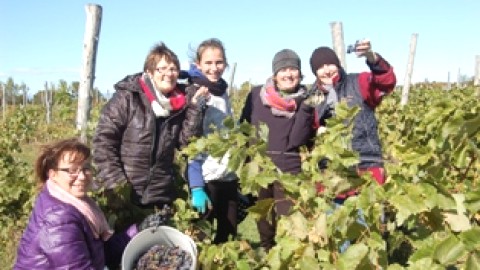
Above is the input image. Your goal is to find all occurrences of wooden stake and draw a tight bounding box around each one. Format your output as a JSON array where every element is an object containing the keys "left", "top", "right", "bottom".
[
  {"left": 330, "top": 21, "right": 347, "bottom": 71},
  {"left": 77, "top": 4, "right": 102, "bottom": 143},
  {"left": 401, "top": 33, "right": 418, "bottom": 106}
]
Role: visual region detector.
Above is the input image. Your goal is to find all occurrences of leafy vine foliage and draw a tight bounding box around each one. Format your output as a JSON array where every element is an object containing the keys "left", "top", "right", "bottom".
[
  {"left": 182, "top": 87, "right": 480, "bottom": 269},
  {"left": 1, "top": 82, "right": 479, "bottom": 269},
  {"left": 0, "top": 108, "right": 38, "bottom": 264}
]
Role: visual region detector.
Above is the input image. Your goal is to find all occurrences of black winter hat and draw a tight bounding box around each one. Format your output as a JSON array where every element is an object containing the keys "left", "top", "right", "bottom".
[
  {"left": 309, "top": 47, "right": 341, "bottom": 75},
  {"left": 272, "top": 49, "right": 301, "bottom": 75}
]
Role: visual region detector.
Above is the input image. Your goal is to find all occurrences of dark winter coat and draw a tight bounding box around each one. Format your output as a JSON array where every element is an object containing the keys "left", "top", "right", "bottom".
[
  {"left": 14, "top": 186, "right": 132, "bottom": 270},
  {"left": 93, "top": 73, "right": 203, "bottom": 207},
  {"left": 240, "top": 85, "right": 314, "bottom": 174},
  {"left": 315, "top": 56, "right": 396, "bottom": 168}
]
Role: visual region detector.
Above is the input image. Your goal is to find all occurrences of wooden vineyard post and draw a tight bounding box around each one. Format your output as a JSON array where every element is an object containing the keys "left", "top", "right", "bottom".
[
  {"left": 228, "top": 62, "right": 237, "bottom": 97},
  {"left": 23, "top": 86, "right": 27, "bottom": 107},
  {"left": 77, "top": 4, "right": 102, "bottom": 143},
  {"left": 474, "top": 55, "right": 480, "bottom": 98},
  {"left": 475, "top": 55, "right": 480, "bottom": 86},
  {"left": 1, "top": 83, "right": 5, "bottom": 121},
  {"left": 330, "top": 21, "right": 347, "bottom": 71},
  {"left": 44, "top": 82, "right": 52, "bottom": 124},
  {"left": 401, "top": 33, "right": 418, "bottom": 106}
]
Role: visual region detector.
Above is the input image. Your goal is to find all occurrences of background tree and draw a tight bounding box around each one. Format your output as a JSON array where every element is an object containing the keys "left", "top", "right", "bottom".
[
  {"left": 5, "top": 78, "right": 16, "bottom": 107},
  {"left": 71, "top": 81, "right": 80, "bottom": 99},
  {"left": 55, "top": 79, "right": 74, "bottom": 106},
  {"left": 1, "top": 82, "right": 4, "bottom": 121}
]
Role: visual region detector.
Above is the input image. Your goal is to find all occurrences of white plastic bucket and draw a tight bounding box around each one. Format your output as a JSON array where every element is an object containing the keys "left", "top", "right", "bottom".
[{"left": 121, "top": 226, "right": 197, "bottom": 270}]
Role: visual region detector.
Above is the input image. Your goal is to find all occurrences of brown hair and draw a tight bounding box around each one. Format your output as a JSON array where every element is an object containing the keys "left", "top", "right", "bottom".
[
  {"left": 143, "top": 42, "right": 180, "bottom": 73},
  {"left": 34, "top": 138, "right": 91, "bottom": 187},
  {"left": 191, "top": 38, "right": 228, "bottom": 67}
]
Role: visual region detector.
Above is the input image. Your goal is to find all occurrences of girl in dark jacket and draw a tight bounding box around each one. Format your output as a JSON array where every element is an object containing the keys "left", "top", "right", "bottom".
[
  {"left": 14, "top": 138, "right": 137, "bottom": 270},
  {"left": 93, "top": 43, "right": 206, "bottom": 228},
  {"left": 239, "top": 49, "right": 316, "bottom": 250}
]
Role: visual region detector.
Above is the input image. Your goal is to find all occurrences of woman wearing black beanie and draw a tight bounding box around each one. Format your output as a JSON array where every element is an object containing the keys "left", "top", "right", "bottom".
[{"left": 309, "top": 39, "right": 396, "bottom": 200}]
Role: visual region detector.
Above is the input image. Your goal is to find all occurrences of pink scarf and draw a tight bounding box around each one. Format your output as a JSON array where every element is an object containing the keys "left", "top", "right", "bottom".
[
  {"left": 259, "top": 78, "right": 305, "bottom": 118},
  {"left": 139, "top": 73, "right": 186, "bottom": 117},
  {"left": 46, "top": 180, "right": 113, "bottom": 241}
]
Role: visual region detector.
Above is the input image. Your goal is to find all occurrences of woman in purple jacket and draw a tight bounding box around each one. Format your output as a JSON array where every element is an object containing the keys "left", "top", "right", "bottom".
[{"left": 14, "top": 138, "right": 137, "bottom": 270}]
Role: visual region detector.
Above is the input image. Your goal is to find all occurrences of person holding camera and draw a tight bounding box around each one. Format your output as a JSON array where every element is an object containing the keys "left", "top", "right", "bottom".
[{"left": 309, "top": 39, "right": 396, "bottom": 199}]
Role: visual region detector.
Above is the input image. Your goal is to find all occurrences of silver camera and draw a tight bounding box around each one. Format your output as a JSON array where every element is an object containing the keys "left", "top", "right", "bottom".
[{"left": 346, "top": 40, "right": 360, "bottom": 54}]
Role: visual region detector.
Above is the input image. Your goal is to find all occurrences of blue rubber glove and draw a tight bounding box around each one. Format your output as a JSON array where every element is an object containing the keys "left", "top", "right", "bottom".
[{"left": 191, "top": 187, "right": 211, "bottom": 214}]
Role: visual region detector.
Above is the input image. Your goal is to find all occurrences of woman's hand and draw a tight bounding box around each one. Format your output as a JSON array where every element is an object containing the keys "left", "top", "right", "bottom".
[
  {"left": 355, "top": 39, "right": 377, "bottom": 63},
  {"left": 191, "top": 86, "right": 210, "bottom": 106}
]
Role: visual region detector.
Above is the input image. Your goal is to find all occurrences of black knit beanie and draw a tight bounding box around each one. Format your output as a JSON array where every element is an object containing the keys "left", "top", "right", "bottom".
[
  {"left": 272, "top": 49, "right": 301, "bottom": 75},
  {"left": 309, "top": 47, "right": 341, "bottom": 75}
]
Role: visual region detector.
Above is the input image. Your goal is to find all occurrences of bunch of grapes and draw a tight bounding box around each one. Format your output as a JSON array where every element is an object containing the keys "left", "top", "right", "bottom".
[
  {"left": 134, "top": 244, "right": 193, "bottom": 270},
  {"left": 139, "top": 205, "right": 173, "bottom": 231}
]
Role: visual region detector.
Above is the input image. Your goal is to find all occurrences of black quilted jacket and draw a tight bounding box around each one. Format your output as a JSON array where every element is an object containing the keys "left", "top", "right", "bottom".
[{"left": 93, "top": 72, "right": 202, "bottom": 206}]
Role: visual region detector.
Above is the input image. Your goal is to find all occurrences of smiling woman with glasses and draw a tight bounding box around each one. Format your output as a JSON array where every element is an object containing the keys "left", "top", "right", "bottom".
[
  {"left": 14, "top": 138, "right": 138, "bottom": 270},
  {"left": 92, "top": 42, "right": 208, "bottom": 235}
]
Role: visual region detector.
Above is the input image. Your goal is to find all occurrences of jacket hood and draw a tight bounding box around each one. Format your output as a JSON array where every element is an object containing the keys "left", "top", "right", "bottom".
[{"left": 114, "top": 72, "right": 143, "bottom": 93}]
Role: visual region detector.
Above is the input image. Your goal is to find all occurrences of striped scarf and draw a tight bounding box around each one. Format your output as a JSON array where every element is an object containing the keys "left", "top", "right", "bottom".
[
  {"left": 259, "top": 77, "right": 305, "bottom": 118},
  {"left": 139, "top": 73, "right": 186, "bottom": 117}
]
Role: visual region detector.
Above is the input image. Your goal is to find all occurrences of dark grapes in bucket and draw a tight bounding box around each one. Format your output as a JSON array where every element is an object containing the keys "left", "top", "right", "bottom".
[{"left": 134, "top": 245, "right": 193, "bottom": 270}]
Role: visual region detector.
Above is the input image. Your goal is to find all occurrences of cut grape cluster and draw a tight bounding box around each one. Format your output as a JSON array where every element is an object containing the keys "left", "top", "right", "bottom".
[
  {"left": 134, "top": 244, "right": 193, "bottom": 270},
  {"left": 139, "top": 205, "right": 173, "bottom": 231}
]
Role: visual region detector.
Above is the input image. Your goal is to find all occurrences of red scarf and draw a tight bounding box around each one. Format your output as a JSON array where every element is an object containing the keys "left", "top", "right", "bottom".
[
  {"left": 139, "top": 74, "right": 186, "bottom": 117},
  {"left": 260, "top": 78, "right": 304, "bottom": 118}
]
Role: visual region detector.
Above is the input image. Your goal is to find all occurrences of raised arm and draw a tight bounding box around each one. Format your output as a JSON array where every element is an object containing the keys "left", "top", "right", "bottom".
[
  {"left": 352, "top": 39, "right": 397, "bottom": 108},
  {"left": 358, "top": 55, "right": 397, "bottom": 108}
]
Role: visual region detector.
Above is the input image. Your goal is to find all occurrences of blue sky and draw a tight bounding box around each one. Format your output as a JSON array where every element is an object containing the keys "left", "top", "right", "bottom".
[{"left": 1, "top": 0, "right": 478, "bottom": 95}]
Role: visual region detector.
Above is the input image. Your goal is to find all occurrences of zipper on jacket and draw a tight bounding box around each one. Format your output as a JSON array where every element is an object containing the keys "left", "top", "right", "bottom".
[
  {"left": 142, "top": 105, "right": 188, "bottom": 197},
  {"left": 141, "top": 110, "right": 157, "bottom": 200}
]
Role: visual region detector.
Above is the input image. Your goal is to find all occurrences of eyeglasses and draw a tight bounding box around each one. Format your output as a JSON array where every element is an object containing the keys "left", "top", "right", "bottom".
[
  {"left": 155, "top": 66, "right": 179, "bottom": 75},
  {"left": 56, "top": 166, "right": 93, "bottom": 178}
]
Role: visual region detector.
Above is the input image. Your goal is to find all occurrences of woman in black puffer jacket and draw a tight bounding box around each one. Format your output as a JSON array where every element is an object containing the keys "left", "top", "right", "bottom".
[{"left": 93, "top": 42, "right": 207, "bottom": 229}]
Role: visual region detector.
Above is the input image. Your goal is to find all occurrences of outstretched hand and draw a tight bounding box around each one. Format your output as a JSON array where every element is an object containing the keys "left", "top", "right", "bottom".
[
  {"left": 192, "top": 86, "right": 210, "bottom": 107},
  {"left": 303, "top": 93, "right": 325, "bottom": 107},
  {"left": 355, "top": 39, "right": 377, "bottom": 63}
]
